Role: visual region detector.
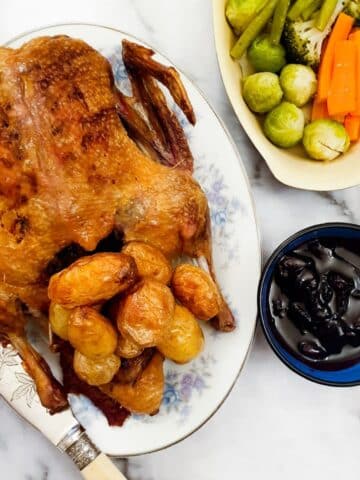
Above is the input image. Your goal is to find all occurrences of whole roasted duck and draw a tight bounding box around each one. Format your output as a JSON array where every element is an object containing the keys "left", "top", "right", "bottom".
[{"left": 0, "top": 36, "right": 234, "bottom": 413}]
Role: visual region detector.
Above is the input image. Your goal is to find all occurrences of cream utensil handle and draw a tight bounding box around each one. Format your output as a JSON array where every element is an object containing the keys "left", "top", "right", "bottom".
[
  {"left": 81, "top": 453, "right": 128, "bottom": 480},
  {"left": 57, "top": 426, "right": 128, "bottom": 479}
]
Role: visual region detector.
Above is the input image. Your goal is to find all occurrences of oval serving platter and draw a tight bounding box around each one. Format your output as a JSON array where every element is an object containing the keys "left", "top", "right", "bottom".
[
  {"left": 3, "top": 24, "right": 261, "bottom": 457},
  {"left": 212, "top": 0, "right": 360, "bottom": 191}
]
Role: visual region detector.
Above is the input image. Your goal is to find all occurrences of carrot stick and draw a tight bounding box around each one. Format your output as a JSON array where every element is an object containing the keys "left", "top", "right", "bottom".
[
  {"left": 349, "top": 30, "right": 360, "bottom": 42},
  {"left": 351, "top": 34, "right": 360, "bottom": 115},
  {"left": 331, "top": 114, "right": 345, "bottom": 123},
  {"left": 327, "top": 40, "right": 357, "bottom": 116},
  {"left": 317, "top": 13, "right": 354, "bottom": 102},
  {"left": 352, "top": 39, "right": 360, "bottom": 116},
  {"left": 344, "top": 115, "right": 360, "bottom": 141},
  {"left": 311, "top": 97, "right": 328, "bottom": 121},
  {"left": 355, "top": 48, "right": 360, "bottom": 115}
]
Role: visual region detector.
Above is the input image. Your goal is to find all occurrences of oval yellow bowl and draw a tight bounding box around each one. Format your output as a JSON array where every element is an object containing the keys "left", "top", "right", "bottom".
[{"left": 212, "top": 0, "right": 360, "bottom": 191}]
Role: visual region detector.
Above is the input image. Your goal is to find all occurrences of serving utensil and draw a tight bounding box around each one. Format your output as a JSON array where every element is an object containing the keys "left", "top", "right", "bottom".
[{"left": 0, "top": 342, "right": 127, "bottom": 479}]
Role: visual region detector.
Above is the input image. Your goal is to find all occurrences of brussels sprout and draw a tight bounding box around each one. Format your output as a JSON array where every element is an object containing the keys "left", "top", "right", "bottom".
[
  {"left": 280, "top": 64, "right": 317, "bottom": 107},
  {"left": 248, "top": 35, "right": 287, "bottom": 73},
  {"left": 264, "top": 101, "right": 305, "bottom": 148},
  {"left": 226, "top": 0, "right": 268, "bottom": 35},
  {"left": 243, "top": 72, "right": 283, "bottom": 113},
  {"left": 303, "top": 119, "right": 350, "bottom": 161}
]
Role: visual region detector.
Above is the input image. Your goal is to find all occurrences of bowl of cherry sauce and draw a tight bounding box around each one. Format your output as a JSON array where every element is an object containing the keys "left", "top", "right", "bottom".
[{"left": 259, "top": 223, "right": 360, "bottom": 386}]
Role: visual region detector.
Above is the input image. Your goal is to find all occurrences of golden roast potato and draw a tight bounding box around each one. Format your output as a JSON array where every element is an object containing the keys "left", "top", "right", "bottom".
[
  {"left": 171, "top": 264, "right": 222, "bottom": 320},
  {"left": 101, "top": 351, "right": 164, "bottom": 414},
  {"left": 73, "top": 351, "right": 120, "bottom": 386},
  {"left": 68, "top": 306, "right": 118, "bottom": 359},
  {"left": 122, "top": 241, "right": 172, "bottom": 284},
  {"left": 117, "top": 279, "right": 175, "bottom": 347},
  {"left": 49, "top": 303, "right": 72, "bottom": 340},
  {"left": 116, "top": 334, "right": 144, "bottom": 359},
  {"left": 48, "top": 253, "right": 138, "bottom": 308},
  {"left": 158, "top": 304, "right": 204, "bottom": 363}
]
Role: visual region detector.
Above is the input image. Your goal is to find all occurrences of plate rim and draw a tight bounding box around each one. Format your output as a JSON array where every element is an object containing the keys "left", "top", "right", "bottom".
[{"left": 4, "top": 22, "right": 262, "bottom": 457}]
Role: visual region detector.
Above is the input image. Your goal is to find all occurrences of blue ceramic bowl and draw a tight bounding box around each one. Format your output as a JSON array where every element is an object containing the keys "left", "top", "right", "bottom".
[{"left": 258, "top": 223, "right": 360, "bottom": 387}]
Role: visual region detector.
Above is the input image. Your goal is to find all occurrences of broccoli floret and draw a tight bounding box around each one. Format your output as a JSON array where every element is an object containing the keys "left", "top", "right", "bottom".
[
  {"left": 282, "top": 19, "right": 327, "bottom": 67},
  {"left": 282, "top": 0, "right": 346, "bottom": 68},
  {"left": 343, "top": 0, "right": 360, "bottom": 22}
]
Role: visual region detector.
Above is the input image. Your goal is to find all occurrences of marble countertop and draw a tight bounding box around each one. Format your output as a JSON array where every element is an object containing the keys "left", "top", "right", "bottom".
[{"left": 1, "top": 1, "right": 360, "bottom": 478}]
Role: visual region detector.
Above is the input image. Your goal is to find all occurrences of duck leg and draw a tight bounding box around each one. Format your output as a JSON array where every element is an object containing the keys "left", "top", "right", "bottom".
[{"left": 8, "top": 333, "right": 68, "bottom": 414}]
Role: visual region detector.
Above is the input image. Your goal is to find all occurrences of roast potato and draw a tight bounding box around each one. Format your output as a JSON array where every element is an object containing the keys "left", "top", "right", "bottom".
[
  {"left": 68, "top": 306, "right": 118, "bottom": 359},
  {"left": 117, "top": 279, "right": 175, "bottom": 347},
  {"left": 116, "top": 334, "right": 144, "bottom": 359},
  {"left": 101, "top": 351, "right": 164, "bottom": 414},
  {"left": 158, "top": 304, "right": 204, "bottom": 363},
  {"left": 171, "top": 264, "right": 222, "bottom": 320},
  {"left": 48, "top": 253, "right": 138, "bottom": 308},
  {"left": 73, "top": 350, "right": 120, "bottom": 386},
  {"left": 122, "top": 241, "right": 172, "bottom": 284},
  {"left": 49, "top": 303, "right": 72, "bottom": 340}
]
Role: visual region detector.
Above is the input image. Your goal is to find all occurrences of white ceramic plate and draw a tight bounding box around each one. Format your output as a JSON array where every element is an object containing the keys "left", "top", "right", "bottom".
[
  {"left": 213, "top": 0, "right": 360, "bottom": 191},
  {"left": 2, "top": 24, "right": 261, "bottom": 457}
]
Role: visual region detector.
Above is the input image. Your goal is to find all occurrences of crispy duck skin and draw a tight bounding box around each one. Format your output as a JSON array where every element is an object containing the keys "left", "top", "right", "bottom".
[
  {"left": 8, "top": 333, "right": 68, "bottom": 413},
  {"left": 0, "top": 36, "right": 235, "bottom": 410},
  {"left": 127, "top": 70, "right": 168, "bottom": 151},
  {"left": 115, "top": 42, "right": 195, "bottom": 171},
  {"left": 121, "top": 40, "right": 196, "bottom": 126},
  {"left": 120, "top": 51, "right": 194, "bottom": 171},
  {"left": 115, "top": 348, "right": 155, "bottom": 385},
  {"left": 139, "top": 75, "right": 194, "bottom": 172},
  {"left": 115, "top": 88, "right": 172, "bottom": 164}
]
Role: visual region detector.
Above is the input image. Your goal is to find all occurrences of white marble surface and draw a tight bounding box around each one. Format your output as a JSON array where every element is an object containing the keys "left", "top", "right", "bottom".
[{"left": 1, "top": 1, "right": 360, "bottom": 479}]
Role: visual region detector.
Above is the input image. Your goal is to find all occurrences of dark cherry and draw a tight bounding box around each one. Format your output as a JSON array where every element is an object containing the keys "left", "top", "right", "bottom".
[
  {"left": 269, "top": 236, "right": 360, "bottom": 370},
  {"left": 319, "top": 276, "right": 333, "bottom": 304},
  {"left": 327, "top": 271, "right": 354, "bottom": 293},
  {"left": 307, "top": 240, "right": 333, "bottom": 261},
  {"left": 314, "top": 318, "right": 346, "bottom": 355},
  {"left": 288, "top": 302, "right": 312, "bottom": 334},
  {"left": 298, "top": 341, "right": 328, "bottom": 360},
  {"left": 272, "top": 299, "right": 286, "bottom": 318}
]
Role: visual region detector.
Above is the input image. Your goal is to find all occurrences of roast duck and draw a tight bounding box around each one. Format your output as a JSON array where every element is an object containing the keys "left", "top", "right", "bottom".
[{"left": 0, "top": 35, "right": 235, "bottom": 415}]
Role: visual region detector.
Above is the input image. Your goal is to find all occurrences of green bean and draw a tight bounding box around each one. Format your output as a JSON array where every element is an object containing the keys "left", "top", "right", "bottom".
[
  {"left": 270, "top": 0, "right": 290, "bottom": 44},
  {"left": 288, "top": 0, "right": 315, "bottom": 21},
  {"left": 316, "top": 0, "right": 338, "bottom": 31},
  {"left": 255, "top": 0, "right": 271, "bottom": 14},
  {"left": 302, "top": 0, "right": 322, "bottom": 20},
  {"left": 231, "top": 0, "right": 279, "bottom": 59},
  {"left": 242, "top": 0, "right": 271, "bottom": 33}
]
